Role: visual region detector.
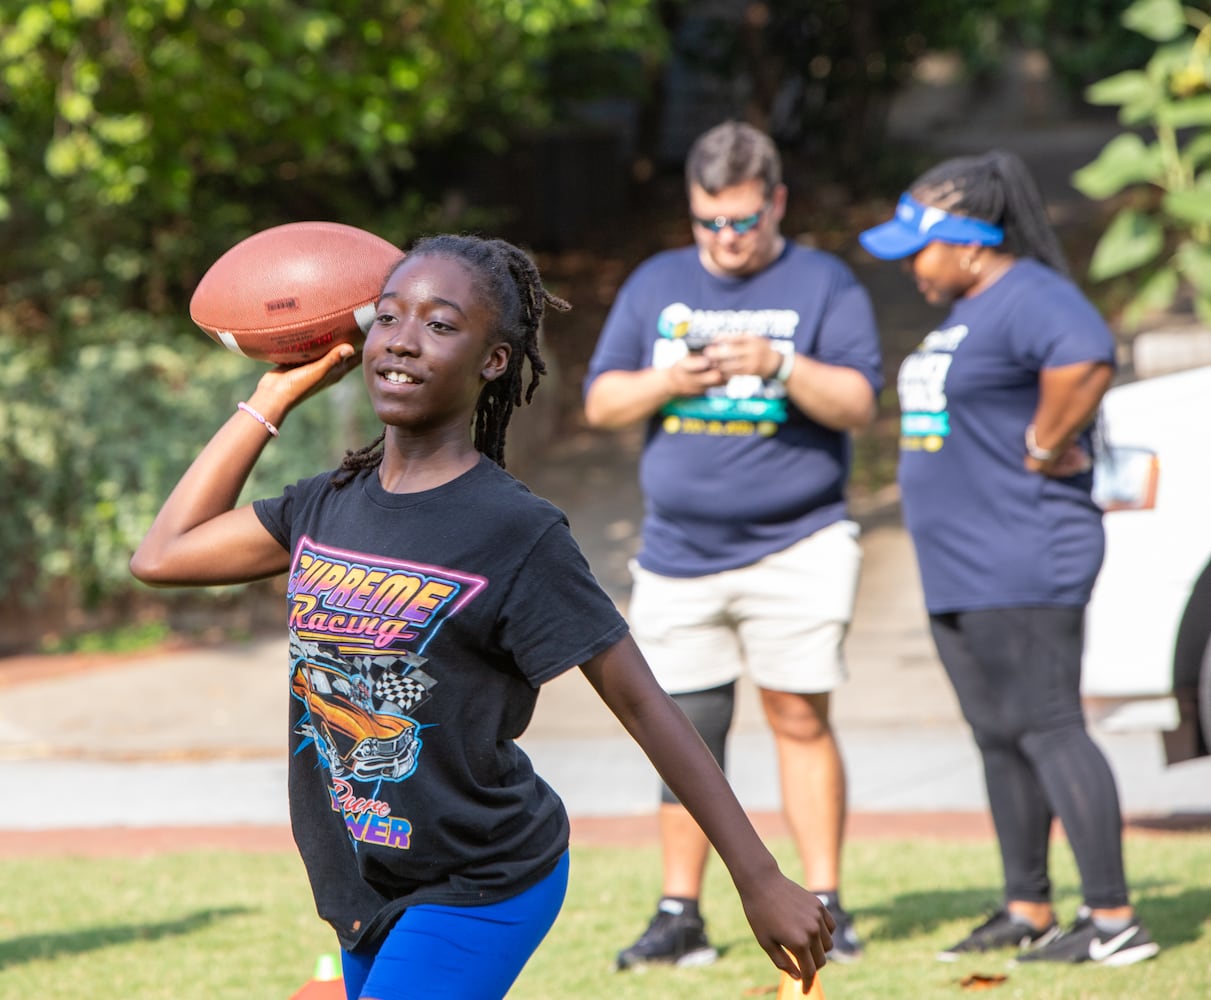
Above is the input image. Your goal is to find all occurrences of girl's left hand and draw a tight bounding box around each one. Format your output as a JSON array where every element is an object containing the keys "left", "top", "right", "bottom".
[{"left": 736, "top": 871, "right": 834, "bottom": 989}]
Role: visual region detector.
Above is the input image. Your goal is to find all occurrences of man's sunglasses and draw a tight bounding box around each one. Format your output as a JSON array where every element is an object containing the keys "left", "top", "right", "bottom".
[{"left": 691, "top": 207, "right": 766, "bottom": 235}]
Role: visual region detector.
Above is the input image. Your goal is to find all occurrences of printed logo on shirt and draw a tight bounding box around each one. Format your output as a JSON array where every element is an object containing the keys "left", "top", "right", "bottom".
[
  {"left": 287, "top": 537, "right": 485, "bottom": 652},
  {"left": 898, "top": 324, "right": 969, "bottom": 453},
  {"left": 654, "top": 302, "right": 800, "bottom": 435},
  {"left": 286, "top": 537, "right": 488, "bottom": 852}
]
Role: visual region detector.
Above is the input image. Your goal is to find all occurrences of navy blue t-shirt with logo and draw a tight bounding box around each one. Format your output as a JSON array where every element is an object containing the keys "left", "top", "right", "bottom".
[
  {"left": 897, "top": 259, "right": 1116, "bottom": 613},
  {"left": 585, "top": 242, "right": 883, "bottom": 578}
]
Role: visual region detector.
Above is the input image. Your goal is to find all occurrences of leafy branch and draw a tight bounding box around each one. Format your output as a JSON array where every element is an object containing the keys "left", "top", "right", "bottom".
[{"left": 1072, "top": 0, "right": 1211, "bottom": 329}]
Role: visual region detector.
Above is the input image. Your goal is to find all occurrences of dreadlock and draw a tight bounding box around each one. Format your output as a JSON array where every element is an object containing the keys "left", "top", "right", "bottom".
[
  {"left": 910, "top": 150, "right": 1069, "bottom": 275},
  {"left": 331, "top": 234, "right": 569, "bottom": 487}
]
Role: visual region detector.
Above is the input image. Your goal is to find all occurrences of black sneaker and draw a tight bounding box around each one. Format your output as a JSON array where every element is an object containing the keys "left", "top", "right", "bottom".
[
  {"left": 817, "top": 893, "right": 863, "bottom": 963},
  {"left": 615, "top": 899, "right": 718, "bottom": 971},
  {"left": 1015, "top": 908, "right": 1159, "bottom": 966},
  {"left": 937, "top": 908, "right": 1059, "bottom": 962}
]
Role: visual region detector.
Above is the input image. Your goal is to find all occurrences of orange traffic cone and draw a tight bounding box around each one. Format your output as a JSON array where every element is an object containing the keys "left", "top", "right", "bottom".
[
  {"left": 777, "top": 967, "right": 826, "bottom": 1000},
  {"left": 289, "top": 953, "right": 345, "bottom": 1000}
]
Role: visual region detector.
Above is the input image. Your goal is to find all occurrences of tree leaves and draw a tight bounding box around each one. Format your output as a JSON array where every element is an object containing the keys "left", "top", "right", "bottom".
[
  {"left": 1121, "top": 266, "right": 1179, "bottom": 330},
  {"left": 1089, "top": 209, "right": 1165, "bottom": 280},
  {"left": 1122, "top": 0, "right": 1188, "bottom": 42},
  {"left": 0, "top": 0, "right": 667, "bottom": 617},
  {"left": 1177, "top": 240, "right": 1211, "bottom": 294},
  {"left": 1074, "top": 0, "right": 1211, "bottom": 325},
  {"left": 1072, "top": 134, "right": 1164, "bottom": 199}
]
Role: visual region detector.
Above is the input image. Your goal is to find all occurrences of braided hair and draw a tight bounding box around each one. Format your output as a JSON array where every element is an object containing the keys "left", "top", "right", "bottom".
[
  {"left": 910, "top": 150, "right": 1069, "bottom": 275},
  {"left": 331, "top": 234, "right": 569, "bottom": 487}
]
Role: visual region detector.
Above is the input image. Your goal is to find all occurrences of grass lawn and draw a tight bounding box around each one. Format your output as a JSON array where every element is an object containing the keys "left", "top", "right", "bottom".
[{"left": 2, "top": 832, "right": 1207, "bottom": 998}]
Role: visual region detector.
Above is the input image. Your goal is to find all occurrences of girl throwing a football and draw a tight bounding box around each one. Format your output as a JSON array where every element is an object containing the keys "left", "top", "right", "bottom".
[{"left": 131, "top": 234, "right": 832, "bottom": 1000}]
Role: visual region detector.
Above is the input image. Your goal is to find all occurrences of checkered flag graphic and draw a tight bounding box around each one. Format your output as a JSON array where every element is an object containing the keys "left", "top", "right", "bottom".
[{"left": 373, "top": 668, "right": 436, "bottom": 713}]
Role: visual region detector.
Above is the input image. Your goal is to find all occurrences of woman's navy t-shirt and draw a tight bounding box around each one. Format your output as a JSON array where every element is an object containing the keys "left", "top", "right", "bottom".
[{"left": 897, "top": 259, "right": 1116, "bottom": 613}]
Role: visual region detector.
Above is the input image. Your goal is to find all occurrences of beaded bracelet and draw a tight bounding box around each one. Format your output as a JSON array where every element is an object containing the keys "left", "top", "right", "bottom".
[{"left": 237, "top": 401, "right": 280, "bottom": 438}]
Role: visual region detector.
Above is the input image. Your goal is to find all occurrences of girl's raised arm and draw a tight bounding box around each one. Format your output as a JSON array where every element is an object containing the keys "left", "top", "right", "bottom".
[{"left": 131, "top": 344, "right": 360, "bottom": 588}]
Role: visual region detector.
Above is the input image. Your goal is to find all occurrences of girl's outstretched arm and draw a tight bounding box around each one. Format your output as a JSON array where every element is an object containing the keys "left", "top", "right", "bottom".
[
  {"left": 131, "top": 344, "right": 360, "bottom": 588},
  {"left": 579, "top": 635, "right": 834, "bottom": 991}
]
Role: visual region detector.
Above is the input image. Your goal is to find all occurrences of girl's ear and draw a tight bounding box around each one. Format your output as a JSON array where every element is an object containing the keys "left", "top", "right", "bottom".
[{"left": 482, "top": 342, "right": 511, "bottom": 382}]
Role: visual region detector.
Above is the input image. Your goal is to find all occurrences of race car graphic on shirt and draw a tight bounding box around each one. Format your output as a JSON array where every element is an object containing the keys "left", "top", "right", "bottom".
[
  {"left": 285, "top": 536, "right": 488, "bottom": 850},
  {"left": 291, "top": 641, "right": 436, "bottom": 783}
]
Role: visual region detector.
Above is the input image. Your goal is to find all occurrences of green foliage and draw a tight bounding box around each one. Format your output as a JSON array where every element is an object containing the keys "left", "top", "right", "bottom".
[
  {"left": 38, "top": 620, "right": 172, "bottom": 655},
  {"left": 0, "top": 314, "right": 382, "bottom": 612},
  {"left": 0, "top": 0, "right": 666, "bottom": 348},
  {"left": 0, "top": 0, "right": 665, "bottom": 633},
  {"left": 1072, "top": 0, "right": 1211, "bottom": 328}
]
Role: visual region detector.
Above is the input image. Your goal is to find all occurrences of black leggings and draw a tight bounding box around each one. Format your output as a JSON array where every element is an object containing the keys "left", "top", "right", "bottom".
[{"left": 930, "top": 607, "right": 1129, "bottom": 909}]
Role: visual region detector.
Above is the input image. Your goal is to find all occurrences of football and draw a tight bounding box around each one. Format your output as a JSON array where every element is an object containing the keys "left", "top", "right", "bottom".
[{"left": 189, "top": 221, "right": 402, "bottom": 365}]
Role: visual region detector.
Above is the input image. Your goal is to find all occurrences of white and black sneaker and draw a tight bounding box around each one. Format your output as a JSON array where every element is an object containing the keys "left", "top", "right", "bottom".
[
  {"left": 1015, "top": 908, "right": 1159, "bottom": 966},
  {"left": 615, "top": 898, "right": 718, "bottom": 971},
  {"left": 937, "top": 908, "right": 1059, "bottom": 962}
]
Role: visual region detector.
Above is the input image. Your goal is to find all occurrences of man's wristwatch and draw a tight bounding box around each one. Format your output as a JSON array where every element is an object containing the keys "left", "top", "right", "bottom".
[
  {"left": 1024, "top": 424, "right": 1058, "bottom": 462},
  {"left": 770, "top": 340, "right": 796, "bottom": 383}
]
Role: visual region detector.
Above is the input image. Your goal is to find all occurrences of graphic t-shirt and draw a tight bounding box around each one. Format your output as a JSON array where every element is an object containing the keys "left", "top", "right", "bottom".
[
  {"left": 253, "top": 458, "right": 628, "bottom": 949},
  {"left": 897, "top": 259, "right": 1116, "bottom": 613},
  {"left": 585, "top": 242, "right": 883, "bottom": 577}
]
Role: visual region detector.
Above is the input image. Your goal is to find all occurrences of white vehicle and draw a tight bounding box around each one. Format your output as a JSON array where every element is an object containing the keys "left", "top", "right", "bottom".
[{"left": 1083, "top": 362, "right": 1211, "bottom": 764}]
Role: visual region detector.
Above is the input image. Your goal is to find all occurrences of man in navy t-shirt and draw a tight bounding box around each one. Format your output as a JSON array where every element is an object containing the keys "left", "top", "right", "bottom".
[{"left": 584, "top": 121, "right": 883, "bottom": 969}]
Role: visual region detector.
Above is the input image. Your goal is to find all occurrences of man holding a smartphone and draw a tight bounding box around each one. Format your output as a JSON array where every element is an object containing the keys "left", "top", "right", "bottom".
[{"left": 583, "top": 120, "right": 884, "bottom": 971}]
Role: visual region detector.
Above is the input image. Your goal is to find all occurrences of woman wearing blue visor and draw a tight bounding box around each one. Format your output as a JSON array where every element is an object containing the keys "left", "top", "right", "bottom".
[{"left": 859, "top": 151, "right": 1158, "bottom": 968}]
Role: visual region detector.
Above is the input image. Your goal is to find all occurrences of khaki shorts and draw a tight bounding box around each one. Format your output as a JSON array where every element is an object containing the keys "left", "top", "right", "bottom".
[{"left": 628, "top": 520, "right": 862, "bottom": 695}]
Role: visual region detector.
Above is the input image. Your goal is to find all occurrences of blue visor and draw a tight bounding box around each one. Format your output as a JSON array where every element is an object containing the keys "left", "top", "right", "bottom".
[{"left": 859, "top": 194, "right": 1004, "bottom": 259}]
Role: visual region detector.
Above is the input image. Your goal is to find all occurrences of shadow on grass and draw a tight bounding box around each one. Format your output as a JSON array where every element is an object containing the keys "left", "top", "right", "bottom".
[
  {"left": 859, "top": 885, "right": 1006, "bottom": 945},
  {"left": 857, "top": 877, "right": 1210, "bottom": 953},
  {"left": 1141, "top": 885, "right": 1211, "bottom": 950},
  {"left": 0, "top": 906, "right": 251, "bottom": 969}
]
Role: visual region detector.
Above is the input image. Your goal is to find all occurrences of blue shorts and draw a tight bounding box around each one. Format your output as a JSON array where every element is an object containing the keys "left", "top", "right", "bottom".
[{"left": 340, "top": 851, "right": 570, "bottom": 1000}]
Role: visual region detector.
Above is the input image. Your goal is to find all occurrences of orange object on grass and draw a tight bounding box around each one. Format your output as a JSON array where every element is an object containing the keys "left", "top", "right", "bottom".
[
  {"left": 289, "top": 981, "right": 343, "bottom": 1000},
  {"left": 777, "top": 967, "right": 826, "bottom": 1000},
  {"left": 289, "top": 954, "right": 344, "bottom": 1000}
]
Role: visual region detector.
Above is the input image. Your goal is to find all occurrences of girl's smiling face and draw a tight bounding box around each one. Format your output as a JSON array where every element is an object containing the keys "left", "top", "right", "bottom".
[{"left": 363, "top": 254, "right": 510, "bottom": 434}]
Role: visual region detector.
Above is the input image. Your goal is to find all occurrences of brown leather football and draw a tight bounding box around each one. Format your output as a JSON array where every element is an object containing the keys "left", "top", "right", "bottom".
[{"left": 189, "top": 221, "right": 402, "bottom": 364}]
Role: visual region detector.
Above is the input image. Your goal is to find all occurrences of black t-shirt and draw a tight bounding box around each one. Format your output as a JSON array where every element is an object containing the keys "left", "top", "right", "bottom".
[{"left": 254, "top": 457, "right": 629, "bottom": 949}]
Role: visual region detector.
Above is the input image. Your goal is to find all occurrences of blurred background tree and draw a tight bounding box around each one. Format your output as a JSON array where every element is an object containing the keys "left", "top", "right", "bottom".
[
  {"left": 0, "top": 0, "right": 665, "bottom": 646},
  {"left": 0, "top": 0, "right": 666, "bottom": 353},
  {"left": 640, "top": 0, "right": 1149, "bottom": 187},
  {"left": 0, "top": 0, "right": 1154, "bottom": 650},
  {"left": 1071, "top": 0, "right": 1211, "bottom": 330}
]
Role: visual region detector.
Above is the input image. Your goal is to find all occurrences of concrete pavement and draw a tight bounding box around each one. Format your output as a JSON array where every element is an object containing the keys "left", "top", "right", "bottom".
[{"left": 1, "top": 435, "right": 1208, "bottom": 833}]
